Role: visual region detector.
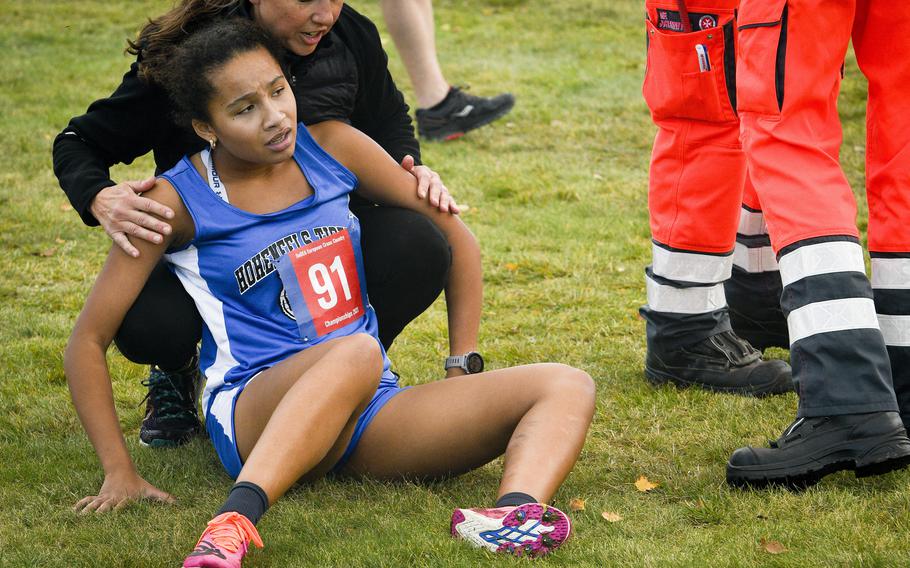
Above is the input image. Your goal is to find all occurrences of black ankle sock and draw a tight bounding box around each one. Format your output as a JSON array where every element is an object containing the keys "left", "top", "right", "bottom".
[
  {"left": 495, "top": 491, "right": 538, "bottom": 508},
  {"left": 425, "top": 87, "right": 456, "bottom": 111},
  {"left": 217, "top": 481, "right": 270, "bottom": 525}
]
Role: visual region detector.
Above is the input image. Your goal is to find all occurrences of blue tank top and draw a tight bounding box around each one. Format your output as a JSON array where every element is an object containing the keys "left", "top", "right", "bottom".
[{"left": 161, "top": 126, "right": 396, "bottom": 415}]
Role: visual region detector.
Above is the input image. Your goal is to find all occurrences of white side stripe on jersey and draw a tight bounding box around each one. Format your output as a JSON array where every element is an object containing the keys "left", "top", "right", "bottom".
[
  {"left": 878, "top": 314, "right": 910, "bottom": 347},
  {"left": 651, "top": 244, "right": 732, "bottom": 284},
  {"left": 733, "top": 241, "right": 779, "bottom": 273},
  {"left": 871, "top": 257, "right": 910, "bottom": 290},
  {"left": 646, "top": 276, "right": 726, "bottom": 314},
  {"left": 165, "top": 245, "right": 239, "bottom": 414},
  {"left": 779, "top": 241, "right": 866, "bottom": 288},
  {"left": 787, "top": 297, "right": 880, "bottom": 344}
]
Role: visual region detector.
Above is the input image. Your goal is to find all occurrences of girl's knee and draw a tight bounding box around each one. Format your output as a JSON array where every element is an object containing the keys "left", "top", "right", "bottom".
[
  {"left": 539, "top": 363, "right": 596, "bottom": 411},
  {"left": 336, "top": 333, "right": 384, "bottom": 388}
]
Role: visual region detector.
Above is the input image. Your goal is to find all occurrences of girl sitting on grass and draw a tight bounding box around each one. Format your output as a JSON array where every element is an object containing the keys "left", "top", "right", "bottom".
[{"left": 64, "top": 18, "right": 595, "bottom": 566}]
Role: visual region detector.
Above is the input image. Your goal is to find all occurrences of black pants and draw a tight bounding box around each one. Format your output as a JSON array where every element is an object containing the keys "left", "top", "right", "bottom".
[{"left": 114, "top": 205, "right": 452, "bottom": 370}]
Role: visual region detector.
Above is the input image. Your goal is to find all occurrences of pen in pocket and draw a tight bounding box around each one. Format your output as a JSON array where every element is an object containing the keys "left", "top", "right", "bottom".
[{"left": 696, "top": 44, "right": 711, "bottom": 72}]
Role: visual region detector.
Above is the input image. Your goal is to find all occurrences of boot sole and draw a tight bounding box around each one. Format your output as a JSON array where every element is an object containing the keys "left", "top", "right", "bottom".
[
  {"left": 726, "top": 431, "right": 910, "bottom": 489},
  {"left": 644, "top": 366, "right": 790, "bottom": 398}
]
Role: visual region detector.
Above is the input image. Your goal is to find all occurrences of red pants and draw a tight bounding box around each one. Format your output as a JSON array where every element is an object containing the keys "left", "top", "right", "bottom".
[
  {"left": 644, "top": 0, "right": 745, "bottom": 255},
  {"left": 738, "top": 0, "right": 910, "bottom": 253},
  {"left": 737, "top": 0, "right": 910, "bottom": 416}
]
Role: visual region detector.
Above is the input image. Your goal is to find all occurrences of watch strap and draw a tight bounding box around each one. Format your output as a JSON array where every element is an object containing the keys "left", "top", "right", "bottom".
[{"left": 444, "top": 355, "right": 466, "bottom": 370}]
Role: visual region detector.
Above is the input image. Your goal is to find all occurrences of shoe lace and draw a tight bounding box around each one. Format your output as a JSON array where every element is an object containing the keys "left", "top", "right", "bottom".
[
  {"left": 194, "top": 512, "right": 264, "bottom": 554},
  {"left": 709, "top": 330, "right": 761, "bottom": 366},
  {"left": 768, "top": 416, "right": 827, "bottom": 448},
  {"left": 139, "top": 366, "right": 196, "bottom": 422}
]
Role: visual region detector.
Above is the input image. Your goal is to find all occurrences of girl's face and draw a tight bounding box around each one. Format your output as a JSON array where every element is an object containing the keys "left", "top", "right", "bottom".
[
  {"left": 249, "top": 0, "right": 344, "bottom": 56},
  {"left": 194, "top": 48, "right": 298, "bottom": 166}
]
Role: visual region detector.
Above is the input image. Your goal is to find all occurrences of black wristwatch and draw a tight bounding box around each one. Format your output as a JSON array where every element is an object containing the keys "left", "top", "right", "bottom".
[{"left": 445, "top": 352, "right": 485, "bottom": 374}]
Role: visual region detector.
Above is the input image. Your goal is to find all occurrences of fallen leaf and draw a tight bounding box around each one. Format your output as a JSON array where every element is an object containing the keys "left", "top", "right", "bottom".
[
  {"left": 760, "top": 538, "right": 786, "bottom": 554},
  {"left": 59, "top": 203, "right": 70, "bottom": 211},
  {"left": 601, "top": 511, "right": 623, "bottom": 522},
  {"left": 634, "top": 475, "right": 658, "bottom": 492},
  {"left": 568, "top": 498, "right": 585, "bottom": 512},
  {"left": 55, "top": 238, "right": 66, "bottom": 244},
  {"left": 504, "top": 263, "right": 519, "bottom": 272},
  {"left": 33, "top": 247, "right": 57, "bottom": 257}
]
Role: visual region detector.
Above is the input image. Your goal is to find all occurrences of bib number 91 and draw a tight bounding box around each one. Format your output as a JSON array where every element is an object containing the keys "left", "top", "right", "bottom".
[
  {"left": 308, "top": 255, "right": 352, "bottom": 310},
  {"left": 283, "top": 229, "right": 364, "bottom": 337}
]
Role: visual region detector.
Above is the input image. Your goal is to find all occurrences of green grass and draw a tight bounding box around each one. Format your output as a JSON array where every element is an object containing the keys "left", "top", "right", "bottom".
[{"left": 0, "top": 0, "right": 903, "bottom": 566}]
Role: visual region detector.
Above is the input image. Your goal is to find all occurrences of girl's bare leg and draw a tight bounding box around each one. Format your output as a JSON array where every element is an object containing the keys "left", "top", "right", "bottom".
[
  {"left": 231, "top": 333, "right": 383, "bottom": 502},
  {"left": 344, "top": 363, "right": 595, "bottom": 503}
]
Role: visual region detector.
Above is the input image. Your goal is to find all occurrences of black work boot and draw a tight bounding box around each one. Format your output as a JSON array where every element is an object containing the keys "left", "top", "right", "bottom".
[
  {"left": 726, "top": 411, "right": 910, "bottom": 488},
  {"left": 139, "top": 355, "right": 203, "bottom": 448},
  {"left": 645, "top": 330, "right": 793, "bottom": 397},
  {"left": 725, "top": 269, "right": 789, "bottom": 350}
]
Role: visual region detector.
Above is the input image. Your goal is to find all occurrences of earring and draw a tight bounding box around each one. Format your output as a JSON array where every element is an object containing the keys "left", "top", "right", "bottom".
[{"left": 209, "top": 138, "right": 217, "bottom": 150}]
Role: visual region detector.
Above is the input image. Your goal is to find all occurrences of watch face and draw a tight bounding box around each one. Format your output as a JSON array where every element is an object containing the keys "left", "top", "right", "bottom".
[{"left": 465, "top": 352, "right": 484, "bottom": 374}]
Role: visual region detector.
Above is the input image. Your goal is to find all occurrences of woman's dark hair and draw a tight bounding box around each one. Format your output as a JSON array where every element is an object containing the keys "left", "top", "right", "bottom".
[
  {"left": 158, "top": 18, "right": 287, "bottom": 125},
  {"left": 128, "top": 0, "right": 245, "bottom": 84}
]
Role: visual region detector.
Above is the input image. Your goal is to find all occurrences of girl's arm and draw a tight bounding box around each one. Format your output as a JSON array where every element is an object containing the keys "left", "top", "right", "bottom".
[
  {"left": 311, "top": 122, "right": 482, "bottom": 372},
  {"left": 64, "top": 178, "right": 191, "bottom": 512}
]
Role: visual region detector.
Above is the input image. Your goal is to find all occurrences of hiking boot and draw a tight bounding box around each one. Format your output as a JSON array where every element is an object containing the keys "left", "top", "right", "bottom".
[
  {"left": 645, "top": 330, "right": 793, "bottom": 397},
  {"left": 184, "top": 512, "right": 263, "bottom": 568},
  {"left": 416, "top": 87, "right": 515, "bottom": 141},
  {"left": 726, "top": 411, "right": 910, "bottom": 489},
  {"left": 451, "top": 503, "right": 570, "bottom": 558},
  {"left": 725, "top": 270, "right": 789, "bottom": 350},
  {"left": 139, "top": 355, "right": 203, "bottom": 448}
]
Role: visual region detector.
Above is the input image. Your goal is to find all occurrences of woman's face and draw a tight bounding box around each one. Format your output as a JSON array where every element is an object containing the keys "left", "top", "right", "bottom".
[
  {"left": 249, "top": 0, "right": 344, "bottom": 56},
  {"left": 195, "top": 47, "right": 298, "bottom": 166}
]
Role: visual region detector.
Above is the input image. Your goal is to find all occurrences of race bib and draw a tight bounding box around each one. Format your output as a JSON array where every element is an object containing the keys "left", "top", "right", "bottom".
[{"left": 276, "top": 229, "right": 365, "bottom": 341}]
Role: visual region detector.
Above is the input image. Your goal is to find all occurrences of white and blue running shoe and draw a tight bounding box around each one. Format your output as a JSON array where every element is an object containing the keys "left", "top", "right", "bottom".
[{"left": 450, "top": 503, "right": 571, "bottom": 558}]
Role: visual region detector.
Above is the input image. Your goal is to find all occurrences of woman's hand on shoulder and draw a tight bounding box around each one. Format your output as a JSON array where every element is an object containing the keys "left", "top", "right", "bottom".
[
  {"left": 309, "top": 121, "right": 462, "bottom": 216},
  {"left": 74, "top": 469, "right": 175, "bottom": 514},
  {"left": 399, "top": 155, "right": 461, "bottom": 214},
  {"left": 90, "top": 176, "right": 175, "bottom": 258}
]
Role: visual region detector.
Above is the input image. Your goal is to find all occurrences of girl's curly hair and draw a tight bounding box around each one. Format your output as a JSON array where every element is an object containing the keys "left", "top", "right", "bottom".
[{"left": 156, "top": 17, "right": 287, "bottom": 126}]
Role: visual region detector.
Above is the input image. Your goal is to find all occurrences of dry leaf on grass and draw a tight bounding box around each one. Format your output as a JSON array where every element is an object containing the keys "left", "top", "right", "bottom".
[
  {"left": 568, "top": 498, "right": 585, "bottom": 512},
  {"left": 55, "top": 238, "right": 66, "bottom": 244},
  {"left": 760, "top": 538, "right": 786, "bottom": 554},
  {"left": 634, "top": 475, "right": 658, "bottom": 492},
  {"left": 504, "top": 263, "right": 519, "bottom": 272},
  {"left": 59, "top": 203, "right": 70, "bottom": 211},
  {"left": 33, "top": 247, "right": 57, "bottom": 257},
  {"left": 601, "top": 511, "right": 623, "bottom": 523}
]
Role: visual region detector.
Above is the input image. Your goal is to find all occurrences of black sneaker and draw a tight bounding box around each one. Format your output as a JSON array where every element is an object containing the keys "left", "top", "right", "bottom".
[
  {"left": 645, "top": 330, "right": 793, "bottom": 397},
  {"left": 139, "top": 356, "right": 203, "bottom": 448},
  {"left": 415, "top": 87, "right": 515, "bottom": 141},
  {"left": 726, "top": 411, "right": 910, "bottom": 489},
  {"left": 725, "top": 270, "right": 789, "bottom": 350}
]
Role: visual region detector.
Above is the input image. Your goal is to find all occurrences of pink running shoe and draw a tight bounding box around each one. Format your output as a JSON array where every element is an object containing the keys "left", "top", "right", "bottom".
[
  {"left": 183, "top": 512, "right": 264, "bottom": 568},
  {"left": 450, "top": 503, "right": 571, "bottom": 558}
]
